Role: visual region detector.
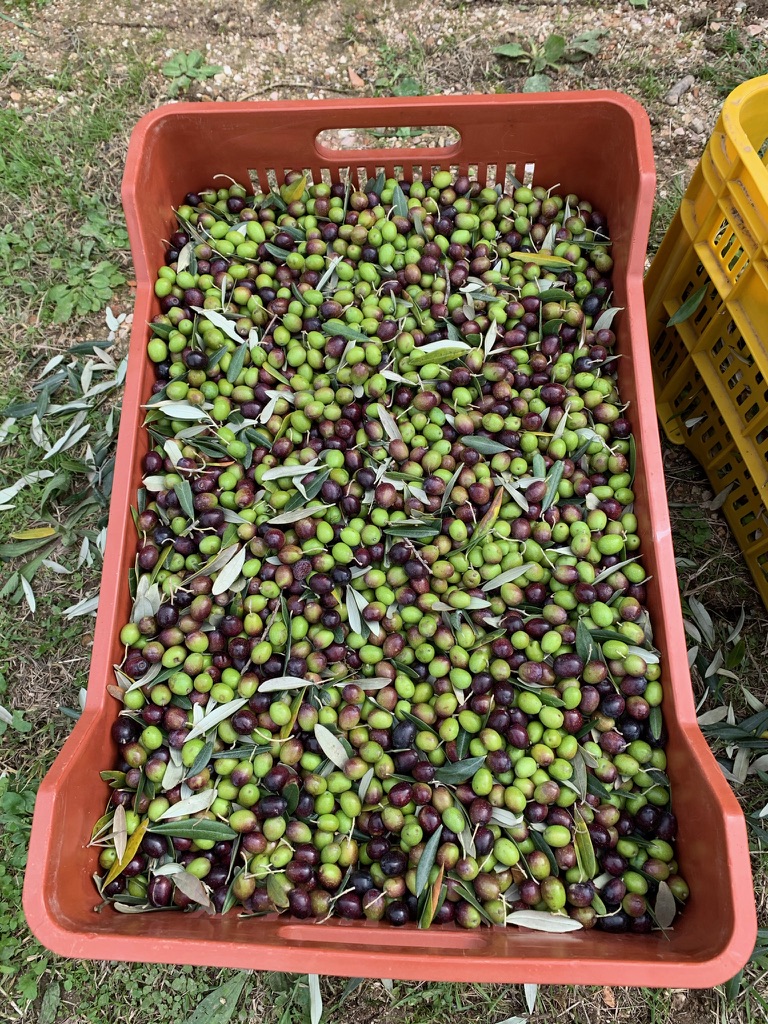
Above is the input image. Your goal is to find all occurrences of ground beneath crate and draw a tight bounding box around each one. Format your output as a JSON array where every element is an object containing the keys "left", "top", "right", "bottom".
[{"left": 3, "top": 0, "right": 767, "bottom": 254}]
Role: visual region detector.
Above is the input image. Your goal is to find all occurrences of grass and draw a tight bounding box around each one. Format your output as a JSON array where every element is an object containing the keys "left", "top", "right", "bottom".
[
  {"left": 698, "top": 28, "right": 768, "bottom": 98},
  {"left": 648, "top": 172, "right": 686, "bottom": 257},
  {"left": 0, "top": 11, "right": 767, "bottom": 1024}
]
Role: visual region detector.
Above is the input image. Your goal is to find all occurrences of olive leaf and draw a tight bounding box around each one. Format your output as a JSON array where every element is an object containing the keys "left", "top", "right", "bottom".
[
  {"left": 593, "top": 557, "right": 643, "bottom": 586},
  {"left": 494, "top": 475, "right": 530, "bottom": 512},
  {"left": 211, "top": 545, "right": 247, "bottom": 596},
  {"left": 654, "top": 880, "right": 677, "bottom": 928},
  {"left": 282, "top": 175, "right": 307, "bottom": 204},
  {"left": 157, "top": 788, "right": 218, "bottom": 819},
  {"left": 375, "top": 404, "right": 402, "bottom": 442},
  {"left": 314, "top": 723, "right": 350, "bottom": 769},
  {"left": 575, "top": 618, "right": 595, "bottom": 663},
  {"left": 541, "top": 461, "right": 565, "bottom": 511},
  {"left": 110, "top": 902, "right": 168, "bottom": 914},
  {"left": 537, "top": 287, "right": 573, "bottom": 302},
  {"left": 467, "top": 487, "right": 504, "bottom": 548},
  {"left": 149, "top": 820, "right": 237, "bottom": 841},
  {"left": 179, "top": 975, "right": 248, "bottom": 1024},
  {"left": 571, "top": 749, "right": 588, "bottom": 801},
  {"left": 627, "top": 644, "right": 660, "bottom": 665},
  {"left": 112, "top": 804, "right": 127, "bottom": 864},
  {"left": 174, "top": 479, "right": 195, "bottom": 520},
  {"left": 190, "top": 306, "right": 243, "bottom": 343},
  {"left": 440, "top": 464, "right": 464, "bottom": 513},
  {"left": 266, "top": 872, "right": 291, "bottom": 909},
  {"left": 490, "top": 807, "right": 524, "bottom": 829},
  {"left": 185, "top": 698, "right": 247, "bottom": 741},
  {"left": 262, "top": 460, "right": 319, "bottom": 481},
  {"left": 317, "top": 255, "right": 342, "bottom": 292},
  {"left": 308, "top": 974, "right": 323, "bottom": 1024},
  {"left": 364, "top": 170, "right": 386, "bottom": 197},
  {"left": 510, "top": 251, "right": 573, "bottom": 268},
  {"left": 666, "top": 285, "right": 706, "bottom": 327},
  {"left": 332, "top": 677, "right": 392, "bottom": 690},
  {"left": 186, "top": 741, "right": 214, "bottom": 779},
  {"left": 131, "top": 577, "right": 162, "bottom": 624},
  {"left": 345, "top": 585, "right": 363, "bottom": 636},
  {"left": 460, "top": 436, "right": 513, "bottom": 455},
  {"left": 573, "top": 806, "right": 597, "bottom": 879},
  {"left": 148, "top": 401, "right": 211, "bottom": 422},
  {"left": 411, "top": 210, "right": 426, "bottom": 239},
  {"left": 506, "top": 911, "right": 583, "bottom": 932},
  {"left": 433, "top": 756, "right": 487, "bottom": 785},
  {"left": 258, "top": 675, "right": 312, "bottom": 693},
  {"left": 358, "top": 766, "right": 375, "bottom": 803},
  {"left": 103, "top": 819, "right": 149, "bottom": 886},
  {"left": 321, "top": 319, "right": 370, "bottom": 343},
  {"left": 392, "top": 183, "right": 409, "bottom": 219},
  {"left": 409, "top": 341, "right": 472, "bottom": 367},
  {"left": 453, "top": 880, "right": 495, "bottom": 925},
  {"left": 226, "top": 343, "right": 248, "bottom": 384},
  {"left": 415, "top": 823, "right": 443, "bottom": 896},
  {"left": 173, "top": 869, "right": 213, "bottom": 911},
  {"left": 482, "top": 563, "right": 535, "bottom": 592},
  {"left": 593, "top": 307, "right": 624, "bottom": 332},
  {"left": 268, "top": 503, "right": 332, "bottom": 526},
  {"left": 264, "top": 242, "right": 292, "bottom": 261}
]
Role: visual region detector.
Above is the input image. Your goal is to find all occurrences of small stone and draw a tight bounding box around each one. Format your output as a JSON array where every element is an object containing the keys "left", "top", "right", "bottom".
[{"left": 665, "top": 75, "right": 695, "bottom": 106}]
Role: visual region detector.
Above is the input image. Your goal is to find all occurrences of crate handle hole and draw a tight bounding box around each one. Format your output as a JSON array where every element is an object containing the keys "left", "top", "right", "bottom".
[{"left": 314, "top": 125, "right": 461, "bottom": 156}]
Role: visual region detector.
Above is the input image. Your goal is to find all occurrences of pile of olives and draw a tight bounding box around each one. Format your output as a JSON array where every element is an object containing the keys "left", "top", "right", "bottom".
[{"left": 92, "top": 169, "right": 687, "bottom": 933}]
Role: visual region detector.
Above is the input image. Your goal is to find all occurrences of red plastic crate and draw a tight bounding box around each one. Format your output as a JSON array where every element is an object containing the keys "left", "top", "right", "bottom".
[{"left": 24, "top": 94, "right": 755, "bottom": 986}]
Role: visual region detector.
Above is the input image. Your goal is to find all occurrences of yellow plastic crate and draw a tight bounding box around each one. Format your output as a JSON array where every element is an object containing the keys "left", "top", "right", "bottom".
[{"left": 645, "top": 74, "right": 768, "bottom": 604}]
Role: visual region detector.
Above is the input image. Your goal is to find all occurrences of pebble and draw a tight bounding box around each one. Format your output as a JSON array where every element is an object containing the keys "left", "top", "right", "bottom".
[{"left": 665, "top": 76, "right": 695, "bottom": 106}]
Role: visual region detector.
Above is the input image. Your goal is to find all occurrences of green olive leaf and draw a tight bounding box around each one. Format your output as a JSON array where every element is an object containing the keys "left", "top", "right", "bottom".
[
  {"left": 575, "top": 618, "right": 595, "bottom": 664},
  {"left": 666, "top": 285, "right": 706, "bottom": 327},
  {"left": 264, "top": 242, "right": 292, "bottom": 261},
  {"left": 179, "top": 975, "right": 248, "bottom": 1024},
  {"left": 433, "top": 756, "right": 487, "bottom": 785},
  {"left": 321, "top": 319, "right": 370, "bottom": 343},
  {"left": 415, "top": 824, "right": 443, "bottom": 897},
  {"left": 186, "top": 740, "right": 214, "bottom": 779},
  {"left": 266, "top": 871, "right": 291, "bottom": 909},
  {"left": 392, "top": 182, "right": 409, "bottom": 219},
  {"left": 573, "top": 806, "right": 597, "bottom": 879},
  {"left": 571, "top": 750, "right": 588, "bottom": 802},
  {"left": 149, "top": 820, "right": 237, "bottom": 841},
  {"left": 459, "top": 435, "right": 513, "bottom": 455},
  {"left": 226, "top": 343, "right": 248, "bottom": 384},
  {"left": 541, "top": 460, "right": 565, "bottom": 511},
  {"left": 174, "top": 479, "right": 195, "bottom": 520},
  {"left": 409, "top": 341, "right": 472, "bottom": 367}
]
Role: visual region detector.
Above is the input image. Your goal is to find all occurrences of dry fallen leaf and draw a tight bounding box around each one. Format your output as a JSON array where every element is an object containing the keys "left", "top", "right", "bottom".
[
  {"left": 348, "top": 68, "right": 365, "bottom": 89},
  {"left": 602, "top": 986, "right": 616, "bottom": 1008}
]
